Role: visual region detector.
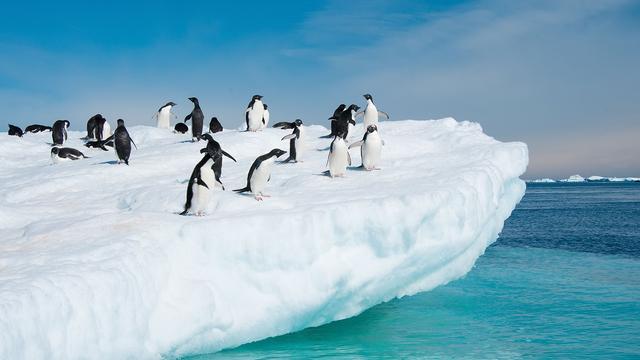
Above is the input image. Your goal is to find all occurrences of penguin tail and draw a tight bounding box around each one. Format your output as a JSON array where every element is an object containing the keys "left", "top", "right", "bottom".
[
  {"left": 319, "top": 134, "right": 334, "bottom": 138},
  {"left": 233, "top": 186, "right": 250, "bottom": 193},
  {"left": 179, "top": 209, "right": 188, "bottom": 216}
]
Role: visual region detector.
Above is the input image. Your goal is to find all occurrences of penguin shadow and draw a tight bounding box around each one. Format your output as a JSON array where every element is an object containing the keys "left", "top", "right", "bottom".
[
  {"left": 96, "top": 160, "right": 119, "bottom": 165},
  {"left": 177, "top": 139, "right": 199, "bottom": 144},
  {"left": 316, "top": 146, "right": 331, "bottom": 151}
]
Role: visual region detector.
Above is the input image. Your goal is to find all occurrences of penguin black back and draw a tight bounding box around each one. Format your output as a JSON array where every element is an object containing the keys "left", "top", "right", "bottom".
[
  {"left": 234, "top": 149, "right": 287, "bottom": 193},
  {"left": 52, "top": 120, "right": 70, "bottom": 145},
  {"left": 113, "top": 119, "right": 136, "bottom": 165},
  {"left": 8, "top": 124, "right": 23, "bottom": 137},
  {"left": 209, "top": 117, "right": 223, "bottom": 133},
  {"left": 24, "top": 124, "right": 52, "bottom": 133},
  {"left": 185, "top": 97, "right": 204, "bottom": 140},
  {"left": 174, "top": 122, "right": 189, "bottom": 134}
]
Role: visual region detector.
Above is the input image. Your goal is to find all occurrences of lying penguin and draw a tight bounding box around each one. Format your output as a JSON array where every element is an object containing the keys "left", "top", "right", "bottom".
[
  {"left": 180, "top": 134, "right": 236, "bottom": 216},
  {"left": 273, "top": 119, "right": 304, "bottom": 163},
  {"left": 51, "top": 147, "right": 89, "bottom": 163},
  {"left": 8, "top": 124, "right": 23, "bottom": 137},
  {"left": 234, "top": 149, "right": 287, "bottom": 201}
]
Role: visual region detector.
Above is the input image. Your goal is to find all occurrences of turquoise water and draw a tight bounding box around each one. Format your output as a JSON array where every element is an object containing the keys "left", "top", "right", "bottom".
[{"left": 187, "top": 183, "right": 640, "bottom": 359}]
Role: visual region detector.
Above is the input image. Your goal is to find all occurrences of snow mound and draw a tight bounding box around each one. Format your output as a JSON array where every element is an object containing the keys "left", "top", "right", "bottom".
[{"left": 0, "top": 119, "right": 528, "bottom": 359}]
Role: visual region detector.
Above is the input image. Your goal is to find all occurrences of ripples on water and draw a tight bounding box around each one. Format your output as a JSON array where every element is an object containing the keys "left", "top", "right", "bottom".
[{"left": 187, "top": 183, "right": 640, "bottom": 359}]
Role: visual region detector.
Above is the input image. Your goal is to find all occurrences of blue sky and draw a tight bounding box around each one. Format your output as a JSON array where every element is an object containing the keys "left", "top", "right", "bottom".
[{"left": 1, "top": 0, "right": 639, "bottom": 178}]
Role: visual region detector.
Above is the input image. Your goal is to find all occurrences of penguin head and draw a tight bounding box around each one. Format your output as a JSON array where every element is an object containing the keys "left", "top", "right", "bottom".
[
  {"left": 347, "top": 104, "right": 360, "bottom": 112},
  {"left": 167, "top": 101, "right": 177, "bottom": 107},
  {"left": 188, "top": 97, "right": 199, "bottom": 104},
  {"left": 51, "top": 147, "right": 59, "bottom": 155},
  {"left": 269, "top": 148, "right": 287, "bottom": 158},
  {"left": 200, "top": 133, "right": 214, "bottom": 143},
  {"left": 117, "top": 119, "right": 125, "bottom": 127},
  {"left": 367, "top": 124, "right": 378, "bottom": 133},
  {"left": 363, "top": 94, "right": 373, "bottom": 101},
  {"left": 263, "top": 104, "right": 268, "bottom": 110},
  {"left": 252, "top": 95, "right": 263, "bottom": 100},
  {"left": 294, "top": 119, "right": 303, "bottom": 127}
]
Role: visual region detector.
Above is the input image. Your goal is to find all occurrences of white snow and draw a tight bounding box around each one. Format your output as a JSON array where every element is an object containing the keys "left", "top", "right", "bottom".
[
  {"left": 0, "top": 118, "right": 528, "bottom": 359},
  {"left": 527, "top": 178, "right": 556, "bottom": 183}
]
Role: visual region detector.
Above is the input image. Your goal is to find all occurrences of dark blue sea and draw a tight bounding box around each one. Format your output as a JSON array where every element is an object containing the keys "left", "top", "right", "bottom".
[{"left": 188, "top": 182, "right": 640, "bottom": 359}]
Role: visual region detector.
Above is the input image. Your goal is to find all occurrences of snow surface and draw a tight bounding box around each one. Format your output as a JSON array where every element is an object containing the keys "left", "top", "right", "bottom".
[{"left": 0, "top": 119, "right": 528, "bottom": 359}]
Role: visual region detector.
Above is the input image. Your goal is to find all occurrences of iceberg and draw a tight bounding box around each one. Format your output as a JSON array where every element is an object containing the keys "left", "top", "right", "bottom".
[
  {"left": 0, "top": 118, "right": 528, "bottom": 359},
  {"left": 560, "top": 174, "right": 586, "bottom": 182},
  {"left": 527, "top": 178, "right": 556, "bottom": 183}
]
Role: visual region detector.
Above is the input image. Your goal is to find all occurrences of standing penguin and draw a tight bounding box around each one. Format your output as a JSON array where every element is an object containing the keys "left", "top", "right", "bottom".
[
  {"left": 184, "top": 97, "right": 204, "bottom": 141},
  {"left": 261, "top": 104, "right": 270, "bottom": 129},
  {"left": 52, "top": 120, "right": 70, "bottom": 146},
  {"left": 349, "top": 124, "right": 384, "bottom": 171},
  {"left": 86, "top": 114, "right": 102, "bottom": 139},
  {"left": 87, "top": 114, "right": 111, "bottom": 141},
  {"left": 321, "top": 104, "right": 347, "bottom": 138},
  {"left": 209, "top": 117, "right": 223, "bottom": 133},
  {"left": 335, "top": 104, "right": 359, "bottom": 140},
  {"left": 326, "top": 131, "right": 351, "bottom": 177},
  {"left": 8, "top": 124, "right": 23, "bottom": 137},
  {"left": 156, "top": 102, "right": 177, "bottom": 129},
  {"left": 112, "top": 119, "right": 137, "bottom": 165},
  {"left": 357, "top": 94, "right": 389, "bottom": 127},
  {"left": 180, "top": 134, "right": 237, "bottom": 216},
  {"left": 245, "top": 95, "right": 265, "bottom": 132},
  {"left": 273, "top": 119, "right": 304, "bottom": 162},
  {"left": 234, "top": 149, "right": 287, "bottom": 201}
]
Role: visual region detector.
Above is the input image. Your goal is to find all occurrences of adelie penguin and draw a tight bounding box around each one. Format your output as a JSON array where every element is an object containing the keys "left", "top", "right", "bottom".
[
  {"left": 234, "top": 149, "right": 287, "bottom": 201},
  {"left": 24, "top": 124, "right": 52, "bottom": 133},
  {"left": 245, "top": 95, "right": 265, "bottom": 132},
  {"left": 156, "top": 102, "right": 177, "bottom": 129},
  {"left": 8, "top": 124, "right": 23, "bottom": 137},
  {"left": 321, "top": 103, "right": 346, "bottom": 138},
  {"left": 180, "top": 134, "right": 237, "bottom": 216},
  {"left": 349, "top": 124, "right": 384, "bottom": 171},
  {"left": 51, "top": 147, "right": 89, "bottom": 163},
  {"left": 356, "top": 94, "right": 389, "bottom": 127},
  {"left": 260, "top": 104, "right": 270, "bottom": 129},
  {"left": 52, "top": 120, "right": 70, "bottom": 146},
  {"left": 326, "top": 130, "right": 351, "bottom": 177},
  {"left": 331, "top": 104, "right": 359, "bottom": 140},
  {"left": 86, "top": 114, "right": 111, "bottom": 141},
  {"left": 174, "top": 122, "right": 189, "bottom": 134},
  {"left": 85, "top": 139, "right": 114, "bottom": 151},
  {"left": 273, "top": 119, "right": 304, "bottom": 162},
  {"left": 111, "top": 119, "right": 137, "bottom": 165},
  {"left": 184, "top": 97, "right": 204, "bottom": 141},
  {"left": 209, "top": 117, "right": 223, "bottom": 133}
]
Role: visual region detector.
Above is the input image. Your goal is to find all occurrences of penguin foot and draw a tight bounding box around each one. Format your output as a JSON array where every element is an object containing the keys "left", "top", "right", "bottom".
[{"left": 254, "top": 195, "right": 263, "bottom": 201}]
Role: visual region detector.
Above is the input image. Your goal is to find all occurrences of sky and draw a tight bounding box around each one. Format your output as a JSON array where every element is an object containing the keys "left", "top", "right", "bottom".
[{"left": 1, "top": 0, "right": 638, "bottom": 178}]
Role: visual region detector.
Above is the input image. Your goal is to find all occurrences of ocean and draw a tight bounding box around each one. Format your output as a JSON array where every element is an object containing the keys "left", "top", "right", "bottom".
[{"left": 186, "top": 182, "right": 640, "bottom": 359}]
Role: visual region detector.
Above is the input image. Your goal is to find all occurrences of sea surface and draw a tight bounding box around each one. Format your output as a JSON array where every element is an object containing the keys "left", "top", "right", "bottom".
[{"left": 187, "top": 182, "right": 640, "bottom": 359}]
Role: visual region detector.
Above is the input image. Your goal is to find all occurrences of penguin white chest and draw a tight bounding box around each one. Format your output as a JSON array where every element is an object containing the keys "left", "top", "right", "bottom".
[
  {"left": 364, "top": 101, "right": 379, "bottom": 127},
  {"left": 248, "top": 100, "right": 265, "bottom": 131},
  {"left": 157, "top": 107, "right": 172, "bottom": 129},
  {"left": 328, "top": 138, "right": 349, "bottom": 177},
  {"left": 362, "top": 132, "right": 383, "bottom": 170},
  {"left": 193, "top": 158, "right": 216, "bottom": 213},
  {"left": 295, "top": 127, "right": 305, "bottom": 157},
  {"left": 103, "top": 121, "right": 112, "bottom": 137},
  {"left": 250, "top": 158, "right": 274, "bottom": 194}
]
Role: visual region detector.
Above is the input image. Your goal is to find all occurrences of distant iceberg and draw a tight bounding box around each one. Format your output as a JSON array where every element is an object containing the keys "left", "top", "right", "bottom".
[
  {"left": 0, "top": 119, "right": 527, "bottom": 359},
  {"left": 527, "top": 178, "right": 556, "bottom": 183},
  {"left": 560, "top": 174, "right": 586, "bottom": 182}
]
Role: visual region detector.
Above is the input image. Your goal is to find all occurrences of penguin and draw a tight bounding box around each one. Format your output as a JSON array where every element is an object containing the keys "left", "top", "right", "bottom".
[
  {"left": 333, "top": 104, "right": 359, "bottom": 140},
  {"left": 51, "top": 147, "right": 89, "bottom": 163},
  {"left": 321, "top": 103, "right": 346, "bottom": 138},
  {"left": 180, "top": 134, "right": 237, "bottom": 216},
  {"left": 184, "top": 97, "right": 204, "bottom": 141},
  {"left": 245, "top": 95, "right": 265, "bottom": 132},
  {"left": 234, "top": 149, "right": 287, "bottom": 201},
  {"left": 52, "top": 120, "right": 70, "bottom": 146},
  {"left": 24, "top": 124, "right": 52, "bottom": 133},
  {"left": 174, "top": 122, "right": 189, "bottom": 134},
  {"left": 326, "top": 130, "right": 351, "bottom": 177},
  {"left": 273, "top": 119, "right": 304, "bottom": 162},
  {"left": 8, "top": 124, "right": 23, "bottom": 137},
  {"left": 260, "top": 104, "right": 270, "bottom": 129},
  {"left": 357, "top": 94, "right": 389, "bottom": 127},
  {"left": 86, "top": 114, "right": 103, "bottom": 140},
  {"left": 209, "top": 117, "right": 223, "bottom": 133},
  {"left": 156, "top": 101, "right": 177, "bottom": 129},
  {"left": 111, "top": 119, "right": 137, "bottom": 165},
  {"left": 84, "top": 139, "right": 114, "bottom": 151},
  {"left": 348, "top": 124, "right": 384, "bottom": 170}
]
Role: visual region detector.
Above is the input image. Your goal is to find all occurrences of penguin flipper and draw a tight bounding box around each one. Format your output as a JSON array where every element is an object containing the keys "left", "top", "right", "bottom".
[
  {"left": 196, "top": 177, "right": 209, "bottom": 189},
  {"left": 378, "top": 110, "right": 390, "bottom": 119},
  {"left": 281, "top": 133, "right": 297, "bottom": 141},
  {"left": 185, "top": 113, "right": 192, "bottom": 122},
  {"left": 233, "top": 186, "right": 250, "bottom": 193},
  {"left": 348, "top": 140, "right": 364, "bottom": 149},
  {"left": 272, "top": 122, "right": 292, "bottom": 129},
  {"left": 349, "top": 119, "right": 356, "bottom": 126},
  {"left": 221, "top": 150, "right": 237, "bottom": 162}
]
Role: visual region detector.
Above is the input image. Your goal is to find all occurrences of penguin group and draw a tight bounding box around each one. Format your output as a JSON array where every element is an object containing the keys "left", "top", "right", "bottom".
[{"left": 5, "top": 93, "right": 389, "bottom": 216}]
